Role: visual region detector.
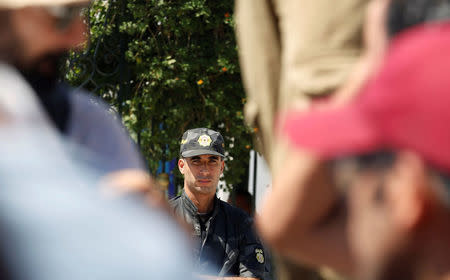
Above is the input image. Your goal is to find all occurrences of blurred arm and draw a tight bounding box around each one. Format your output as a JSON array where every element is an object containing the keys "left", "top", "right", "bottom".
[
  {"left": 331, "top": 0, "right": 390, "bottom": 106},
  {"left": 99, "top": 169, "right": 172, "bottom": 210},
  {"left": 235, "top": 0, "right": 281, "bottom": 163},
  {"left": 257, "top": 147, "right": 353, "bottom": 275},
  {"left": 99, "top": 169, "right": 192, "bottom": 234}
]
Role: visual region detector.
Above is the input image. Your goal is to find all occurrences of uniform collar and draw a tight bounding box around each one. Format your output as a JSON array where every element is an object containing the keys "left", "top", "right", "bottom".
[{"left": 181, "top": 190, "right": 219, "bottom": 217}]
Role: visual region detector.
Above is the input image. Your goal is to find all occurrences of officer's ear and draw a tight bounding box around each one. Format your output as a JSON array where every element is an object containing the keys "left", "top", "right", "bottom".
[
  {"left": 220, "top": 157, "right": 225, "bottom": 174},
  {"left": 178, "top": 158, "right": 186, "bottom": 175}
]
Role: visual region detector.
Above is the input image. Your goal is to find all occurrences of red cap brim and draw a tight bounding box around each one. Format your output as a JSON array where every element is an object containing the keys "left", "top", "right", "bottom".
[{"left": 281, "top": 104, "right": 382, "bottom": 159}]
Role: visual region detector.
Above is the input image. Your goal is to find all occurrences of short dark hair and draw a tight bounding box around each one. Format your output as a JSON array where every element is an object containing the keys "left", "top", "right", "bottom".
[{"left": 388, "top": 0, "right": 450, "bottom": 37}]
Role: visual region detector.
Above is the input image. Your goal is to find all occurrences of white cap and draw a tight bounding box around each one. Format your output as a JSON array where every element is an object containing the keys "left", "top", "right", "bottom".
[{"left": 0, "top": 0, "right": 89, "bottom": 9}]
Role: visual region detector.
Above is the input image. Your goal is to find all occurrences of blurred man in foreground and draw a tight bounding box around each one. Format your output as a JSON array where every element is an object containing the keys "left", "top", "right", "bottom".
[
  {"left": 170, "top": 128, "right": 266, "bottom": 279},
  {"left": 0, "top": 1, "right": 194, "bottom": 279},
  {"left": 0, "top": 46, "right": 193, "bottom": 280},
  {"left": 258, "top": 21, "right": 450, "bottom": 280}
]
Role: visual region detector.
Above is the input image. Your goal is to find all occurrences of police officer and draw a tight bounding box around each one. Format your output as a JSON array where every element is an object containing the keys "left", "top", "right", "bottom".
[{"left": 170, "top": 128, "right": 266, "bottom": 279}]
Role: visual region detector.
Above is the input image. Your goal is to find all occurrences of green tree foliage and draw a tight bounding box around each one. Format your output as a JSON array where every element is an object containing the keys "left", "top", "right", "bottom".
[{"left": 66, "top": 0, "right": 253, "bottom": 190}]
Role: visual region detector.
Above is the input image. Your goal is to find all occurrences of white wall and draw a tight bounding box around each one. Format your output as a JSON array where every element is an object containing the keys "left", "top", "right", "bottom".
[{"left": 248, "top": 150, "right": 272, "bottom": 213}]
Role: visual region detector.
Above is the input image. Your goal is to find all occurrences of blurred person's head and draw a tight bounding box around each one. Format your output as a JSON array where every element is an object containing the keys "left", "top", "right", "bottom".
[
  {"left": 178, "top": 128, "right": 225, "bottom": 200},
  {"left": 228, "top": 187, "right": 253, "bottom": 215},
  {"left": 331, "top": 151, "right": 450, "bottom": 280},
  {"left": 0, "top": 0, "right": 89, "bottom": 88},
  {"left": 281, "top": 23, "right": 450, "bottom": 280}
]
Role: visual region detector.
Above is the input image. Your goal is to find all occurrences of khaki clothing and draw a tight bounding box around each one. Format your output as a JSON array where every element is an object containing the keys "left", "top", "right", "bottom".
[
  {"left": 236, "top": 1, "right": 369, "bottom": 280},
  {"left": 236, "top": 0, "right": 369, "bottom": 172}
]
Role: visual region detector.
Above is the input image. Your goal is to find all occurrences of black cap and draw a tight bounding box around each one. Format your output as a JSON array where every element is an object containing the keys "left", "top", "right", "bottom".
[{"left": 180, "top": 128, "right": 225, "bottom": 158}]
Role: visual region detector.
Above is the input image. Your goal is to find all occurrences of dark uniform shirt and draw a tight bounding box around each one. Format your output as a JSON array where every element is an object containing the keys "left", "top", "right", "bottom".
[{"left": 170, "top": 191, "right": 266, "bottom": 279}]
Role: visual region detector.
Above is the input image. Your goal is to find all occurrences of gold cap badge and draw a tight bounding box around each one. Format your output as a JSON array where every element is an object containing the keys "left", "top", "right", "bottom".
[{"left": 198, "top": 135, "right": 212, "bottom": 147}]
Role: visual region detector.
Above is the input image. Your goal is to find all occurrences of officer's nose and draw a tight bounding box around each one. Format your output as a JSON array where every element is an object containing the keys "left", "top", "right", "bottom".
[{"left": 199, "top": 164, "right": 210, "bottom": 174}]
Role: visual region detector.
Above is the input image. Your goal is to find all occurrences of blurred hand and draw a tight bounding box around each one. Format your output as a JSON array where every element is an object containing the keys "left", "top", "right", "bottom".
[{"left": 99, "top": 169, "right": 191, "bottom": 234}]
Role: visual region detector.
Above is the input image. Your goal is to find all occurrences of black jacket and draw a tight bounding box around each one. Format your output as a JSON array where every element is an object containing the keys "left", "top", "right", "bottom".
[{"left": 170, "top": 191, "right": 266, "bottom": 279}]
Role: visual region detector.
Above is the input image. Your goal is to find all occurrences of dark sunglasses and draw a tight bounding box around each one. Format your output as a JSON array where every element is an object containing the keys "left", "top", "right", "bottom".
[
  {"left": 333, "top": 151, "right": 396, "bottom": 172},
  {"left": 329, "top": 151, "right": 396, "bottom": 191}
]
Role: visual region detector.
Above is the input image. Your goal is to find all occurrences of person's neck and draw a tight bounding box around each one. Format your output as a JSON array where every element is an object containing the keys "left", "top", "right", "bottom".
[{"left": 184, "top": 187, "right": 215, "bottom": 214}]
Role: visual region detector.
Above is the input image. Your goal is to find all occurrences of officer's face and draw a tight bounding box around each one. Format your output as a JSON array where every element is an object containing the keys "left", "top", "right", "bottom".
[{"left": 179, "top": 155, "right": 224, "bottom": 197}]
